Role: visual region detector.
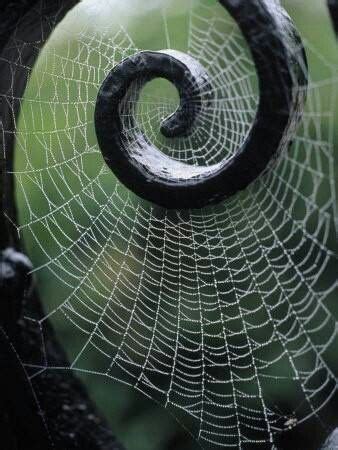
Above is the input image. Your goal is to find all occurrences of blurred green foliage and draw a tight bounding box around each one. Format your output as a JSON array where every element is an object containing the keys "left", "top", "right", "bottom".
[{"left": 14, "top": 1, "right": 337, "bottom": 449}]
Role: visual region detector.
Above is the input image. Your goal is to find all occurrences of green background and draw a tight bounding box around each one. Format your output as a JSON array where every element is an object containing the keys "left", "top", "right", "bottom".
[{"left": 14, "top": 1, "right": 338, "bottom": 449}]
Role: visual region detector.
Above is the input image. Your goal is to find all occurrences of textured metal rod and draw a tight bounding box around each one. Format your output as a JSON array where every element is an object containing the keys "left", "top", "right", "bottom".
[
  {"left": 0, "top": 1, "right": 124, "bottom": 449},
  {"left": 95, "top": 0, "right": 308, "bottom": 210}
]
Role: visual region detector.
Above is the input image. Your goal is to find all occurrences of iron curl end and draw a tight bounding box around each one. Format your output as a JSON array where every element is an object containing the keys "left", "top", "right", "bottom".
[{"left": 95, "top": 0, "right": 308, "bottom": 210}]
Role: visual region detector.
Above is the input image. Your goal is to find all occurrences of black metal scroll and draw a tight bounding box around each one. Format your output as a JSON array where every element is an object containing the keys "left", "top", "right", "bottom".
[{"left": 95, "top": 0, "right": 308, "bottom": 209}]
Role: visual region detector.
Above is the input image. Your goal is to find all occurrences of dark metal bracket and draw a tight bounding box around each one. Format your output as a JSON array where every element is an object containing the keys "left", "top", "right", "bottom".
[{"left": 0, "top": 2, "right": 124, "bottom": 449}]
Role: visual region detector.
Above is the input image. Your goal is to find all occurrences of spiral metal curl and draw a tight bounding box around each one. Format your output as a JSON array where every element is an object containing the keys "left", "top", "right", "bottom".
[{"left": 95, "top": 0, "right": 308, "bottom": 209}]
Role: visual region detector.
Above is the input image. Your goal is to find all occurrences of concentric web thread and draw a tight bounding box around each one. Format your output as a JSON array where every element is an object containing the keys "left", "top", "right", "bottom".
[{"left": 6, "top": 0, "right": 338, "bottom": 448}]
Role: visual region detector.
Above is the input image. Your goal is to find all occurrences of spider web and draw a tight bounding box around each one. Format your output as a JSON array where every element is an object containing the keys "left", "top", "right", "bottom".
[{"left": 7, "top": 0, "right": 338, "bottom": 448}]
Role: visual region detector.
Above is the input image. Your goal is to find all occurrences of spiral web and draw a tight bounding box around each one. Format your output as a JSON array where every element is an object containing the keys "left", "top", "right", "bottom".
[{"left": 8, "top": 0, "right": 338, "bottom": 448}]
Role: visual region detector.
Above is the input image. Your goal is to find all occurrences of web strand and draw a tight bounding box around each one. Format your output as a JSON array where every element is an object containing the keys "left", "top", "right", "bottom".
[{"left": 8, "top": 1, "right": 338, "bottom": 448}]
